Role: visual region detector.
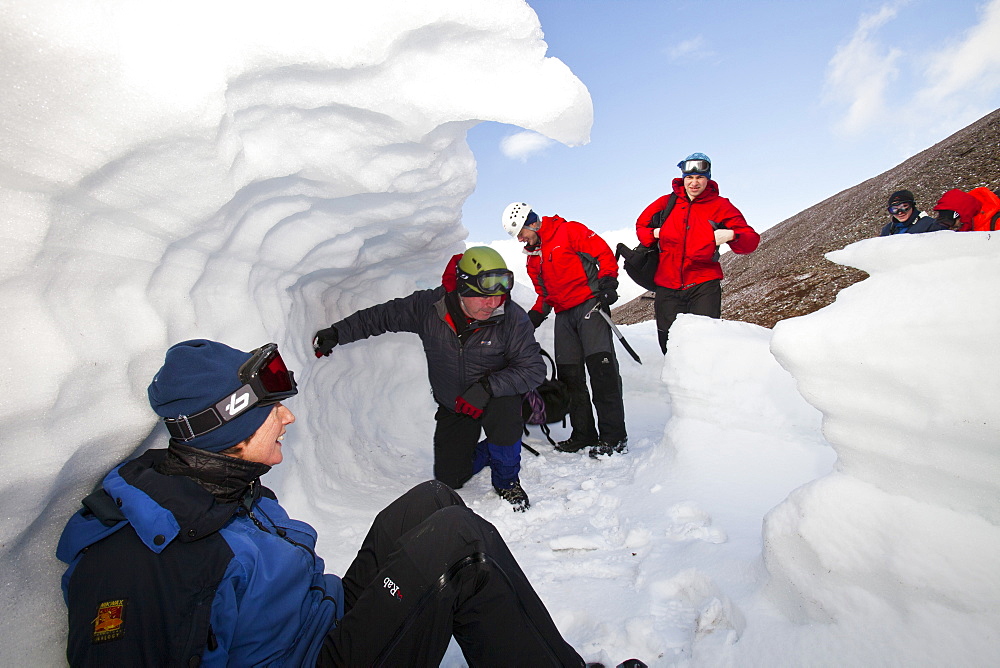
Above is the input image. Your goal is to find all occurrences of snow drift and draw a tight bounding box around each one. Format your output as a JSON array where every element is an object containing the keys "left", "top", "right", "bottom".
[
  {"left": 764, "top": 232, "right": 1000, "bottom": 666},
  {"left": 0, "top": 1, "right": 590, "bottom": 662}
]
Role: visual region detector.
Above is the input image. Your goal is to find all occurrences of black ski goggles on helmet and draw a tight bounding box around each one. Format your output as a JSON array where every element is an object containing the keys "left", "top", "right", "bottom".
[
  {"left": 164, "top": 343, "right": 298, "bottom": 441},
  {"left": 458, "top": 268, "right": 514, "bottom": 296},
  {"left": 681, "top": 159, "right": 711, "bottom": 175}
]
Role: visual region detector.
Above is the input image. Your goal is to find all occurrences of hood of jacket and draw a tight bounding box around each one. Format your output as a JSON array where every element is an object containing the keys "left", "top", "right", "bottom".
[{"left": 934, "top": 188, "right": 982, "bottom": 224}]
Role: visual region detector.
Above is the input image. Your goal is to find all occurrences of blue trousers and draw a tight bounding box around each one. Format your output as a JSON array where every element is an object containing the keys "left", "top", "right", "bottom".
[
  {"left": 433, "top": 394, "right": 523, "bottom": 489},
  {"left": 472, "top": 438, "right": 522, "bottom": 490}
]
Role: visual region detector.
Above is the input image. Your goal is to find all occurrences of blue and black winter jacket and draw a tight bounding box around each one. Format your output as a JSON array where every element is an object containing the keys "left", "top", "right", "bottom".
[
  {"left": 879, "top": 211, "right": 950, "bottom": 236},
  {"left": 57, "top": 444, "right": 343, "bottom": 667}
]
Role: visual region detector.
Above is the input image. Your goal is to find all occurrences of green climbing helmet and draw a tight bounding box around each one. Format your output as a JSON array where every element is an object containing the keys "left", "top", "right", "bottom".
[{"left": 456, "top": 246, "right": 514, "bottom": 296}]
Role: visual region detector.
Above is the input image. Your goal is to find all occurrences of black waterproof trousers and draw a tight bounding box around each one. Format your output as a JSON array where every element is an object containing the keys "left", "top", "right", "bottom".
[
  {"left": 554, "top": 299, "right": 627, "bottom": 444},
  {"left": 654, "top": 279, "right": 722, "bottom": 353},
  {"left": 318, "top": 481, "right": 584, "bottom": 667},
  {"left": 432, "top": 395, "right": 523, "bottom": 489}
]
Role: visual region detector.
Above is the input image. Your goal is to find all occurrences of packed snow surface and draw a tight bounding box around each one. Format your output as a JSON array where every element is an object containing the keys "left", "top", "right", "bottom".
[{"left": 2, "top": 1, "right": 998, "bottom": 666}]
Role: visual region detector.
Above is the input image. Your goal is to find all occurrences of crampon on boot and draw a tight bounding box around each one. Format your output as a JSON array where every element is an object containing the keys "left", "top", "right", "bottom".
[
  {"left": 495, "top": 480, "right": 530, "bottom": 512},
  {"left": 588, "top": 438, "right": 628, "bottom": 459}
]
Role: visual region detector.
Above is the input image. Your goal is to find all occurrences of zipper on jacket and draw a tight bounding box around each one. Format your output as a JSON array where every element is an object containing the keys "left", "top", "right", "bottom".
[
  {"left": 680, "top": 202, "right": 691, "bottom": 287},
  {"left": 244, "top": 482, "right": 320, "bottom": 566}
]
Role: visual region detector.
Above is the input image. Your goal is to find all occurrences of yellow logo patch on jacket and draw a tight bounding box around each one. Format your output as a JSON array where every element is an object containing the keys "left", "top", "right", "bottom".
[{"left": 92, "top": 599, "right": 126, "bottom": 643}]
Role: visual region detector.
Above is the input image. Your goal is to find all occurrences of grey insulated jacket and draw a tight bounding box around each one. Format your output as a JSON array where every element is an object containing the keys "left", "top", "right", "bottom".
[{"left": 332, "top": 287, "right": 545, "bottom": 410}]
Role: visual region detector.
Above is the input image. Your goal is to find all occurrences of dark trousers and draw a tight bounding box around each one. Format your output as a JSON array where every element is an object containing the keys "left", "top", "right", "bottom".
[
  {"left": 654, "top": 279, "right": 722, "bottom": 353},
  {"left": 432, "top": 395, "right": 523, "bottom": 489},
  {"left": 554, "top": 299, "right": 627, "bottom": 444},
  {"left": 318, "top": 481, "right": 584, "bottom": 667}
]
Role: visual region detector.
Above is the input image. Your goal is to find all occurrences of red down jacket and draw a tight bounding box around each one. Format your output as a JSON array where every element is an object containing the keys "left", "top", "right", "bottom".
[
  {"left": 636, "top": 179, "right": 759, "bottom": 290},
  {"left": 526, "top": 215, "right": 618, "bottom": 314}
]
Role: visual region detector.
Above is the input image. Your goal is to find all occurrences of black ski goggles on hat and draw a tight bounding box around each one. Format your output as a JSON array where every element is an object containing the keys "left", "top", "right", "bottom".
[
  {"left": 459, "top": 268, "right": 514, "bottom": 296},
  {"left": 888, "top": 202, "right": 912, "bottom": 215},
  {"left": 681, "top": 159, "right": 711, "bottom": 174},
  {"left": 164, "top": 343, "right": 298, "bottom": 442}
]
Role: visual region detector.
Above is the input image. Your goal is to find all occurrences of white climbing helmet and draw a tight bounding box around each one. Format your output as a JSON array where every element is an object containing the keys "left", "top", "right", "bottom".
[{"left": 501, "top": 202, "right": 533, "bottom": 238}]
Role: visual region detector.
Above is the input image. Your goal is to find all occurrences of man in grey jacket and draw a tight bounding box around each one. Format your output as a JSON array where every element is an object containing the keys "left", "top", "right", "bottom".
[{"left": 313, "top": 247, "right": 543, "bottom": 511}]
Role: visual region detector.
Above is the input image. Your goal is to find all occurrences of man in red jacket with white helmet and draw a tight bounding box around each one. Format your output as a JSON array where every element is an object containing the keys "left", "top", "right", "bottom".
[
  {"left": 635, "top": 153, "right": 760, "bottom": 353},
  {"left": 502, "top": 203, "right": 628, "bottom": 459}
]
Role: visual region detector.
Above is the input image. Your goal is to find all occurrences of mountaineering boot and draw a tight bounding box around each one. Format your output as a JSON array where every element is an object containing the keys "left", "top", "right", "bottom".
[
  {"left": 588, "top": 438, "right": 628, "bottom": 459},
  {"left": 495, "top": 480, "right": 530, "bottom": 512},
  {"left": 554, "top": 436, "right": 597, "bottom": 453}
]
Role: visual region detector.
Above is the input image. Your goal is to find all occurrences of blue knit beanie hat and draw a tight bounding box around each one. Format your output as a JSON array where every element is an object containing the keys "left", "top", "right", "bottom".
[
  {"left": 678, "top": 152, "right": 712, "bottom": 179},
  {"left": 147, "top": 339, "right": 273, "bottom": 452}
]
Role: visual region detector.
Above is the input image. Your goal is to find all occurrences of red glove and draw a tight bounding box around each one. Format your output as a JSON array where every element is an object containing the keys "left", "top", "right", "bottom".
[{"left": 455, "top": 380, "right": 491, "bottom": 419}]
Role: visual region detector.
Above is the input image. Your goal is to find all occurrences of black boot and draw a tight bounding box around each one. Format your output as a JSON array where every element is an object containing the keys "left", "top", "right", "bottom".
[
  {"left": 554, "top": 436, "right": 597, "bottom": 453},
  {"left": 589, "top": 438, "right": 629, "bottom": 459},
  {"left": 495, "top": 480, "right": 530, "bottom": 512}
]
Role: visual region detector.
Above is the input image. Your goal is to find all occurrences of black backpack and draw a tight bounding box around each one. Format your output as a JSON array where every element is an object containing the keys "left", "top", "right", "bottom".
[
  {"left": 616, "top": 193, "right": 678, "bottom": 291},
  {"left": 522, "top": 348, "right": 570, "bottom": 445}
]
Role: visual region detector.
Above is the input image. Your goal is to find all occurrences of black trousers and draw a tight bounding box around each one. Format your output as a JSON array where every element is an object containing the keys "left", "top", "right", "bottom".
[
  {"left": 318, "top": 481, "right": 584, "bottom": 667},
  {"left": 554, "top": 299, "right": 627, "bottom": 444},
  {"left": 432, "top": 395, "right": 523, "bottom": 489},
  {"left": 654, "top": 279, "right": 722, "bottom": 353}
]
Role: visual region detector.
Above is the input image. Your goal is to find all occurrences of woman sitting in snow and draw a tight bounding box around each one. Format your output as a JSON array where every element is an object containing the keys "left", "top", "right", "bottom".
[{"left": 57, "top": 339, "right": 584, "bottom": 667}]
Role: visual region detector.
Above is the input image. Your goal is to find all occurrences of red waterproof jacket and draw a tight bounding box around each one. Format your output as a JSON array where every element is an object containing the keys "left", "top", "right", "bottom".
[
  {"left": 526, "top": 215, "right": 618, "bottom": 314},
  {"left": 636, "top": 179, "right": 759, "bottom": 290}
]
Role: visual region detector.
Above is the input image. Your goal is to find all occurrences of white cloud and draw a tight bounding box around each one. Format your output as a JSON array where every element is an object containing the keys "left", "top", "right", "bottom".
[
  {"left": 914, "top": 0, "right": 1000, "bottom": 111},
  {"left": 499, "top": 130, "right": 555, "bottom": 162},
  {"left": 824, "top": 3, "right": 904, "bottom": 136},
  {"left": 667, "top": 36, "right": 712, "bottom": 61}
]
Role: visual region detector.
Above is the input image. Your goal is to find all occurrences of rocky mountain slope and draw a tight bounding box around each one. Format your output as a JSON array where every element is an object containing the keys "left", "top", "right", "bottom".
[{"left": 613, "top": 107, "right": 1000, "bottom": 328}]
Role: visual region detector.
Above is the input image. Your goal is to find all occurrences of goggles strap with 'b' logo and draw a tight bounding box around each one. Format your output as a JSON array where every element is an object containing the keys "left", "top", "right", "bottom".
[{"left": 164, "top": 384, "right": 261, "bottom": 441}]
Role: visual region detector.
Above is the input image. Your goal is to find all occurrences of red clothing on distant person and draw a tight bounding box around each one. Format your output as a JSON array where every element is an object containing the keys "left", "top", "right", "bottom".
[{"left": 636, "top": 179, "right": 759, "bottom": 290}]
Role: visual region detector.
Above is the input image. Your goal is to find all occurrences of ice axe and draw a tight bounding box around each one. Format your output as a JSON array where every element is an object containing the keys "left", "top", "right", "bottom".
[{"left": 586, "top": 304, "right": 642, "bottom": 365}]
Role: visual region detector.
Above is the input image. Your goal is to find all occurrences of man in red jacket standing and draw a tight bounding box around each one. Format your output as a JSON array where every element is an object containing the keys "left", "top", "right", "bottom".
[
  {"left": 635, "top": 153, "right": 760, "bottom": 353},
  {"left": 502, "top": 203, "right": 628, "bottom": 459}
]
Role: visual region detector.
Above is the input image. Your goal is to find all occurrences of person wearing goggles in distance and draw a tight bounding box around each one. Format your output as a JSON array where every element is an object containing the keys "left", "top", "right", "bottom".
[
  {"left": 57, "top": 339, "right": 586, "bottom": 667},
  {"left": 313, "top": 246, "right": 544, "bottom": 512},
  {"left": 635, "top": 152, "right": 760, "bottom": 354},
  {"left": 878, "top": 189, "right": 949, "bottom": 236}
]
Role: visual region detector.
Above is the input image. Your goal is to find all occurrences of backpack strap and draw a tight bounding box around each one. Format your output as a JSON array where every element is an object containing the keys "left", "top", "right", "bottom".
[
  {"left": 649, "top": 192, "right": 679, "bottom": 229},
  {"left": 539, "top": 348, "right": 557, "bottom": 382}
]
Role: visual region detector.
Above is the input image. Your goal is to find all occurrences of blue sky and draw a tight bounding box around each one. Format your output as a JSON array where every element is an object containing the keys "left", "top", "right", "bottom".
[{"left": 462, "top": 0, "right": 1000, "bottom": 243}]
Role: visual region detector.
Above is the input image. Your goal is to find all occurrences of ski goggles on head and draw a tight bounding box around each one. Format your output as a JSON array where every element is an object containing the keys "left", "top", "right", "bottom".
[
  {"left": 459, "top": 268, "right": 514, "bottom": 296},
  {"left": 164, "top": 343, "right": 297, "bottom": 441},
  {"left": 681, "top": 159, "right": 711, "bottom": 175},
  {"left": 888, "top": 202, "right": 912, "bottom": 215}
]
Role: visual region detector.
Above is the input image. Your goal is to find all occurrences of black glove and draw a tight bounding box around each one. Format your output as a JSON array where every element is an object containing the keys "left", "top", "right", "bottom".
[
  {"left": 312, "top": 326, "right": 340, "bottom": 358},
  {"left": 528, "top": 310, "right": 547, "bottom": 329},
  {"left": 455, "top": 379, "right": 492, "bottom": 419},
  {"left": 597, "top": 276, "right": 619, "bottom": 307}
]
